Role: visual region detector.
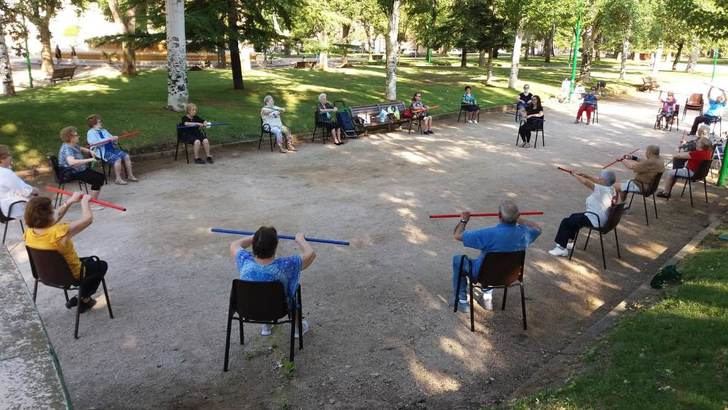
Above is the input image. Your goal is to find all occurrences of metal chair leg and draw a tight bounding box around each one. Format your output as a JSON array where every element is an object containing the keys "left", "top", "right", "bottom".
[
  {"left": 223, "top": 311, "right": 233, "bottom": 371},
  {"left": 74, "top": 290, "right": 82, "bottom": 339},
  {"left": 469, "top": 281, "right": 475, "bottom": 332},
  {"left": 614, "top": 229, "right": 621, "bottom": 259},
  {"left": 289, "top": 311, "right": 296, "bottom": 362},
  {"left": 583, "top": 229, "right": 592, "bottom": 250},
  {"left": 33, "top": 280, "right": 38, "bottom": 302},
  {"left": 101, "top": 279, "right": 113, "bottom": 318},
  {"left": 501, "top": 287, "right": 508, "bottom": 310},
  {"left": 520, "top": 285, "right": 527, "bottom": 330},
  {"left": 297, "top": 287, "right": 303, "bottom": 350},
  {"left": 598, "top": 232, "right": 606, "bottom": 270},
  {"left": 703, "top": 178, "right": 709, "bottom": 203},
  {"left": 2, "top": 222, "right": 8, "bottom": 245},
  {"left": 688, "top": 178, "right": 694, "bottom": 207},
  {"left": 652, "top": 193, "right": 659, "bottom": 219},
  {"left": 568, "top": 230, "right": 579, "bottom": 261},
  {"left": 642, "top": 193, "right": 649, "bottom": 225}
]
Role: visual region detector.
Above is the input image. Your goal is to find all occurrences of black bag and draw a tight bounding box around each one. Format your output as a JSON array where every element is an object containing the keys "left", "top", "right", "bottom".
[{"left": 650, "top": 265, "right": 682, "bottom": 289}]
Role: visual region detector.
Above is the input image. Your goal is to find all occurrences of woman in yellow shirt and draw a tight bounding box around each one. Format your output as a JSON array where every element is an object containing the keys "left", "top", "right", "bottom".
[{"left": 24, "top": 192, "right": 108, "bottom": 312}]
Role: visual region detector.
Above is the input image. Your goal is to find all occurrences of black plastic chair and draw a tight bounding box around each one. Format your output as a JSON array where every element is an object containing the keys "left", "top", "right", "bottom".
[
  {"left": 312, "top": 109, "right": 333, "bottom": 144},
  {"left": 457, "top": 104, "right": 480, "bottom": 123},
  {"left": 47, "top": 155, "right": 88, "bottom": 208},
  {"left": 26, "top": 247, "right": 113, "bottom": 339},
  {"left": 591, "top": 102, "right": 599, "bottom": 124},
  {"left": 671, "top": 160, "right": 712, "bottom": 207},
  {"left": 568, "top": 203, "right": 626, "bottom": 270},
  {"left": 258, "top": 118, "right": 275, "bottom": 152},
  {"left": 626, "top": 172, "right": 663, "bottom": 225},
  {"left": 1, "top": 201, "right": 25, "bottom": 245},
  {"left": 515, "top": 118, "right": 545, "bottom": 148},
  {"left": 223, "top": 279, "right": 303, "bottom": 371},
  {"left": 454, "top": 251, "right": 527, "bottom": 332}
]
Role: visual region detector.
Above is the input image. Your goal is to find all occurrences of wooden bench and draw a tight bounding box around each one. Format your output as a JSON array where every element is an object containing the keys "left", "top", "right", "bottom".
[
  {"left": 350, "top": 101, "right": 413, "bottom": 135},
  {"left": 294, "top": 61, "right": 316, "bottom": 69},
  {"left": 50, "top": 66, "right": 77, "bottom": 84},
  {"left": 639, "top": 76, "right": 659, "bottom": 92}
]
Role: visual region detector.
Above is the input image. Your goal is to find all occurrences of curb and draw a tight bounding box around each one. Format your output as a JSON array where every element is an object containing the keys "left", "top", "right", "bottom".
[{"left": 508, "top": 218, "right": 724, "bottom": 401}]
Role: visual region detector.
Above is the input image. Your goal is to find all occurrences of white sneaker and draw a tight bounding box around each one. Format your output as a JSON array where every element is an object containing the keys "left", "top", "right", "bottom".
[
  {"left": 481, "top": 292, "right": 493, "bottom": 310},
  {"left": 549, "top": 245, "right": 569, "bottom": 257},
  {"left": 260, "top": 324, "right": 273, "bottom": 336},
  {"left": 294, "top": 319, "right": 309, "bottom": 338},
  {"left": 468, "top": 120, "right": 473, "bottom": 124},
  {"left": 473, "top": 120, "right": 478, "bottom": 124},
  {"left": 566, "top": 242, "right": 574, "bottom": 250}
]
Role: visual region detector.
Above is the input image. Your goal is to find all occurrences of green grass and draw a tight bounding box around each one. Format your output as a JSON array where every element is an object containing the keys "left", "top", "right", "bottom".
[
  {"left": 0, "top": 56, "right": 714, "bottom": 168},
  {"left": 512, "top": 227, "right": 728, "bottom": 410}
]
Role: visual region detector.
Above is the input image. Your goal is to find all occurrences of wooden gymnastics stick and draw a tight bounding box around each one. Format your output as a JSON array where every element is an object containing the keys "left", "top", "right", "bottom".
[
  {"left": 46, "top": 186, "right": 127, "bottom": 212},
  {"left": 177, "top": 121, "right": 229, "bottom": 129},
  {"left": 210, "top": 228, "right": 350, "bottom": 246},
  {"left": 429, "top": 211, "right": 544, "bottom": 219},
  {"left": 601, "top": 148, "right": 639, "bottom": 169},
  {"left": 88, "top": 130, "right": 141, "bottom": 148},
  {"left": 557, "top": 166, "right": 574, "bottom": 174}
]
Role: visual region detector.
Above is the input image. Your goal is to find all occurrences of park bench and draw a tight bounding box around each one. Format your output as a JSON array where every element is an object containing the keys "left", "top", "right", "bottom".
[
  {"left": 371, "top": 55, "right": 384, "bottom": 61},
  {"left": 50, "top": 66, "right": 77, "bottom": 84},
  {"left": 639, "top": 76, "right": 659, "bottom": 92},
  {"left": 350, "top": 101, "right": 413, "bottom": 134},
  {"left": 294, "top": 61, "right": 316, "bottom": 69}
]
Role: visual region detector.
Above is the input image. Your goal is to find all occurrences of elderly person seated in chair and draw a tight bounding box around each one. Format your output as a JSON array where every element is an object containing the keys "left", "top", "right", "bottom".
[
  {"left": 179, "top": 103, "right": 214, "bottom": 164},
  {"left": 451, "top": 200, "right": 542, "bottom": 313},
  {"left": 688, "top": 86, "right": 726, "bottom": 136},
  {"left": 229, "top": 226, "right": 316, "bottom": 337},
  {"left": 617, "top": 145, "right": 665, "bottom": 202},
  {"left": 549, "top": 170, "right": 617, "bottom": 257},
  {"left": 261, "top": 95, "right": 296, "bottom": 153},
  {"left": 657, "top": 136, "right": 713, "bottom": 198},
  {"left": 0, "top": 145, "right": 38, "bottom": 219},
  {"left": 24, "top": 193, "right": 108, "bottom": 312}
]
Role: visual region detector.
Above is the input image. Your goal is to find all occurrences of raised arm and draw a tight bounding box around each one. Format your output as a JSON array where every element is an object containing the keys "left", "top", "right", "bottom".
[
  {"left": 453, "top": 211, "right": 470, "bottom": 242},
  {"left": 66, "top": 194, "right": 93, "bottom": 238},
  {"left": 229, "top": 236, "right": 254, "bottom": 258},
  {"left": 295, "top": 233, "right": 316, "bottom": 270},
  {"left": 517, "top": 216, "right": 542, "bottom": 235},
  {"left": 573, "top": 172, "right": 596, "bottom": 190}
]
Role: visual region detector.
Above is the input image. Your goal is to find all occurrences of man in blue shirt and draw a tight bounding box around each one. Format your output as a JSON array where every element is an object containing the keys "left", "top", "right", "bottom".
[
  {"left": 575, "top": 87, "right": 598, "bottom": 124},
  {"left": 689, "top": 86, "right": 726, "bottom": 135},
  {"left": 451, "top": 200, "right": 542, "bottom": 313}
]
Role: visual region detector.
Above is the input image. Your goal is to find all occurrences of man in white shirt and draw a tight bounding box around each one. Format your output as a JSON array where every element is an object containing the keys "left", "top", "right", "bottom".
[
  {"left": 0, "top": 145, "right": 38, "bottom": 218},
  {"left": 549, "top": 170, "right": 617, "bottom": 257}
]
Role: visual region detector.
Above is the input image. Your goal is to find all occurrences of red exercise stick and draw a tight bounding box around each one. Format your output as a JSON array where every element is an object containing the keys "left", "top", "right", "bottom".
[
  {"left": 429, "top": 211, "right": 544, "bottom": 219},
  {"left": 46, "top": 186, "right": 127, "bottom": 212},
  {"left": 601, "top": 148, "right": 640, "bottom": 169}
]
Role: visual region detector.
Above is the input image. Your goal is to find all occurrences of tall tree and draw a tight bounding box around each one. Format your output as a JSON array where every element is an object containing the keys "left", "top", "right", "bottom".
[
  {"left": 4, "top": 0, "right": 62, "bottom": 76},
  {"left": 106, "top": 0, "right": 141, "bottom": 76},
  {"left": 504, "top": 0, "right": 529, "bottom": 88},
  {"left": 166, "top": 0, "right": 187, "bottom": 111},
  {"left": 380, "top": 0, "right": 401, "bottom": 100},
  {"left": 0, "top": 21, "right": 15, "bottom": 96}
]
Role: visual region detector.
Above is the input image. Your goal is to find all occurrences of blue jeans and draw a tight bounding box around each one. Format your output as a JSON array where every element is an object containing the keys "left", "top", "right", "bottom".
[{"left": 452, "top": 255, "right": 478, "bottom": 303}]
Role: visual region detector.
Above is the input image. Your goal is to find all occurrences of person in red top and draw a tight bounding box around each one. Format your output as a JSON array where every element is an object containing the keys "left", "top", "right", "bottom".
[{"left": 657, "top": 137, "right": 712, "bottom": 198}]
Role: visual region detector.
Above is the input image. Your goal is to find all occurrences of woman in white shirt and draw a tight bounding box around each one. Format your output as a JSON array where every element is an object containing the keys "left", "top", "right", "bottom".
[
  {"left": 0, "top": 145, "right": 38, "bottom": 219},
  {"left": 261, "top": 95, "right": 296, "bottom": 153},
  {"left": 549, "top": 170, "right": 617, "bottom": 257}
]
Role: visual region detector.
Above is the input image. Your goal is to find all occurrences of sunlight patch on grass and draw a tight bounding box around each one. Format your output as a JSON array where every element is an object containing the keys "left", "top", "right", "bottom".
[{"left": 1, "top": 122, "right": 18, "bottom": 135}]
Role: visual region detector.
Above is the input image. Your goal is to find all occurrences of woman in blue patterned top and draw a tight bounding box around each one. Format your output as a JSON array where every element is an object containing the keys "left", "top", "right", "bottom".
[
  {"left": 229, "top": 226, "right": 316, "bottom": 336},
  {"left": 58, "top": 126, "right": 105, "bottom": 200},
  {"left": 86, "top": 114, "right": 138, "bottom": 185},
  {"left": 461, "top": 86, "right": 480, "bottom": 124}
]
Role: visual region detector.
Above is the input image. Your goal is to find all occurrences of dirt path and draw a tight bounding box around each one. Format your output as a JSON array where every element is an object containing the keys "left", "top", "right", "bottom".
[{"left": 7, "top": 93, "right": 727, "bottom": 409}]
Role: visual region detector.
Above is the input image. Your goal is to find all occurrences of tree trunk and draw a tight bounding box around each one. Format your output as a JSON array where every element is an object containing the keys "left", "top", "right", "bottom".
[
  {"left": 593, "top": 32, "right": 601, "bottom": 62},
  {"left": 493, "top": 48, "right": 499, "bottom": 59},
  {"left": 0, "top": 26, "right": 15, "bottom": 96},
  {"left": 319, "top": 30, "right": 329, "bottom": 71},
  {"left": 544, "top": 24, "right": 555, "bottom": 63},
  {"left": 341, "top": 23, "right": 351, "bottom": 66},
  {"left": 384, "top": 0, "right": 401, "bottom": 100},
  {"left": 108, "top": 0, "right": 137, "bottom": 76},
  {"left": 478, "top": 49, "right": 486, "bottom": 67},
  {"left": 580, "top": 26, "right": 593, "bottom": 82},
  {"left": 672, "top": 40, "right": 684, "bottom": 71},
  {"left": 619, "top": 37, "right": 629, "bottom": 80},
  {"left": 365, "top": 27, "right": 374, "bottom": 61},
  {"left": 685, "top": 37, "right": 699, "bottom": 73},
  {"left": 227, "top": 0, "right": 243, "bottom": 89},
  {"left": 38, "top": 23, "right": 54, "bottom": 77},
  {"left": 165, "top": 0, "right": 188, "bottom": 111},
  {"left": 523, "top": 37, "right": 529, "bottom": 62},
  {"left": 217, "top": 44, "right": 226, "bottom": 68},
  {"left": 460, "top": 49, "right": 467, "bottom": 67},
  {"left": 651, "top": 41, "right": 663, "bottom": 76},
  {"left": 485, "top": 48, "right": 494, "bottom": 85},
  {"left": 508, "top": 23, "right": 523, "bottom": 89}
]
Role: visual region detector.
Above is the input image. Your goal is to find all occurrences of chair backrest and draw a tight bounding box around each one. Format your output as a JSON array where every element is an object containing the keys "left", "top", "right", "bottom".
[
  {"left": 643, "top": 172, "right": 664, "bottom": 196},
  {"left": 475, "top": 251, "right": 526, "bottom": 287},
  {"left": 47, "top": 155, "right": 64, "bottom": 184},
  {"left": 25, "top": 246, "right": 78, "bottom": 289},
  {"left": 686, "top": 93, "right": 704, "bottom": 107},
  {"left": 691, "top": 159, "right": 713, "bottom": 180},
  {"left": 230, "top": 279, "right": 289, "bottom": 321},
  {"left": 600, "top": 203, "right": 627, "bottom": 234}
]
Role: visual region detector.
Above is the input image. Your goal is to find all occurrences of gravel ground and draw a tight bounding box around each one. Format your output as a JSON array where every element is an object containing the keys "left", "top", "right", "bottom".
[{"left": 6, "top": 92, "right": 727, "bottom": 409}]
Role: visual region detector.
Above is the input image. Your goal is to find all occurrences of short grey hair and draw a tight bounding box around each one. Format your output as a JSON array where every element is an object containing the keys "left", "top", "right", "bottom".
[
  {"left": 499, "top": 200, "right": 520, "bottom": 224},
  {"left": 645, "top": 144, "right": 660, "bottom": 158},
  {"left": 697, "top": 124, "right": 710, "bottom": 138},
  {"left": 318, "top": 93, "right": 327, "bottom": 103},
  {"left": 600, "top": 170, "right": 616, "bottom": 186},
  {"left": 263, "top": 95, "right": 274, "bottom": 105}
]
